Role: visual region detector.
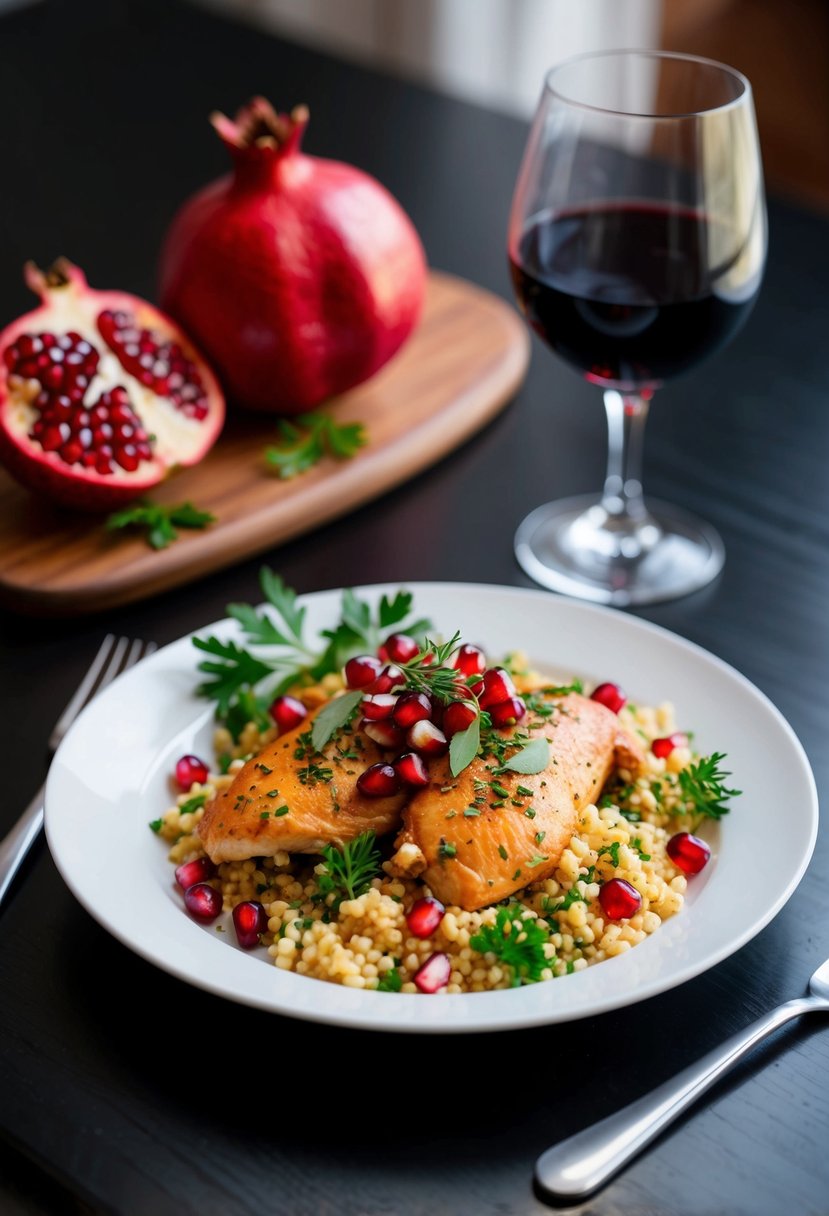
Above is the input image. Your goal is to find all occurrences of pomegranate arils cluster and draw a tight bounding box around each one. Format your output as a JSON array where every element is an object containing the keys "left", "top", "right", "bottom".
[
  {"left": 344, "top": 635, "right": 536, "bottom": 794},
  {"left": 4, "top": 330, "right": 98, "bottom": 394},
  {"left": 0, "top": 261, "right": 225, "bottom": 510},
  {"left": 98, "top": 309, "right": 210, "bottom": 420}
]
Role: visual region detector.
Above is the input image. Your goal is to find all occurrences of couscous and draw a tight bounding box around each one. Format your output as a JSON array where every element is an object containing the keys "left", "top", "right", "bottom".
[{"left": 154, "top": 580, "right": 738, "bottom": 995}]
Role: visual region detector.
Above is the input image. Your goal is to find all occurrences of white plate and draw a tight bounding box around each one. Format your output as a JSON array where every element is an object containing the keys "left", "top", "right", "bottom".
[{"left": 45, "top": 583, "right": 818, "bottom": 1034}]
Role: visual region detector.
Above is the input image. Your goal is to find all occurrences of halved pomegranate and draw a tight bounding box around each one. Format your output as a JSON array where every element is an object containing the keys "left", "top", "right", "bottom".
[{"left": 0, "top": 260, "right": 224, "bottom": 510}]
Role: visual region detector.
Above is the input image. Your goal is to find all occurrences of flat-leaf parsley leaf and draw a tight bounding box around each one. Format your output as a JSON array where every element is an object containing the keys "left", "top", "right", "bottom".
[
  {"left": 265, "top": 411, "right": 366, "bottom": 479},
  {"left": 106, "top": 500, "right": 215, "bottom": 550},
  {"left": 470, "top": 905, "right": 551, "bottom": 985}
]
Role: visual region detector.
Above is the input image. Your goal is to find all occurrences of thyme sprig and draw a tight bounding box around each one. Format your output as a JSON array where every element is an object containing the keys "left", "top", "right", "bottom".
[{"left": 316, "top": 831, "right": 382, "bottom": 910}]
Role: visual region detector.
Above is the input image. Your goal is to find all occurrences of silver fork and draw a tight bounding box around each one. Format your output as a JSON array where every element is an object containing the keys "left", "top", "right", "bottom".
[
  {"left": 0, "top": 633, "right": 157, "bottom": 910},
  {"left": 535, "top": 955, "right": 829, "bottom": 1201}
]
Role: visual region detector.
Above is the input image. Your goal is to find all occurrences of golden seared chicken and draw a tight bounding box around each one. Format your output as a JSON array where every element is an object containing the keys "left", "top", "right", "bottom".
[
  {"left": 198, "top": 705, "right": 406, "bottom": 863},
  {"left": 390, "top": 692, "right": 644, "bottom": 911}
]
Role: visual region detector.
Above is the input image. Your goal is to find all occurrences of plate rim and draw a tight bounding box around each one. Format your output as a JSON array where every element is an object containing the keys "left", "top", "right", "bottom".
[{"left": 45, "top": 580, "right": 820, "bottom": 1033}]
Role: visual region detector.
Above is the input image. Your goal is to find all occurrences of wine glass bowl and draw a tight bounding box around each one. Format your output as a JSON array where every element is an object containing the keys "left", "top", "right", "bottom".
[{"left": 508, "top": 50, "right": 766, "bottom": 606}]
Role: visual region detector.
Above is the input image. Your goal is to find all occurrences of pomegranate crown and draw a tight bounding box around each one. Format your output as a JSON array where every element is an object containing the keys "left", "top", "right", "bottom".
[
  {"left": 210, "top": 97, "right": 309, "bottom": 156},
  {"left": 23, "top": 258, "right": 88, "bottom": 301}
]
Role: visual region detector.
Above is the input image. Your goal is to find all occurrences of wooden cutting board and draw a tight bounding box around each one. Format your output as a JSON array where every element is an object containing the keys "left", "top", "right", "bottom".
[{"left": 0, "top": 271, "right": 529, "bottom": 616}]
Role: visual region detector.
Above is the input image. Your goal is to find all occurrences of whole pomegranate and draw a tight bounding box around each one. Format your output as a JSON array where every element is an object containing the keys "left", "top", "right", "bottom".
[
  {"left": 0, "top": 260, "right": 224, "bottom": 511},
  {"left": 158, "top": 98, "right": 427, "bottom": 414}
]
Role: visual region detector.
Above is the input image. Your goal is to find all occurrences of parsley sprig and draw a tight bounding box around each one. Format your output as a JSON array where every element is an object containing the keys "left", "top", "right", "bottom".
[
  {"left": 265, "top": 411, "right": 366, "bottom": 479},
  {"left": 316, "top": 831, "right": 382, "bottom": 910},
  {"left": 470, "top": 905, "right": 551, "bottom": 985},
  {"left": 678, "top": 753, "right": 741, "bottom": 819},
  {"left": 106, "top": 500, "right": 215, "bottom": 550},
  {"left": 193, "top": 569, "right": 430, "bottom": 738}
]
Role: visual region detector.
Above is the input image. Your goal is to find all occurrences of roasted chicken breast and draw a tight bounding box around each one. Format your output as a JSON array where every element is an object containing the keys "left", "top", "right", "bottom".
[
  {"left": 198, "top": 705, "right": 406, "bottom": 863},
  {"left": 389, "top": 692, "right": 644, "bottom": 911}
]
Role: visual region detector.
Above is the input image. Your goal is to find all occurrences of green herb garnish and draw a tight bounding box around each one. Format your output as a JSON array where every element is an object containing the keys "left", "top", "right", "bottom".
[
  {"left": 377, "top": 967, "right": 403, "bottom": 993},
  {"left": 495, "top": 736, "right": 550, "bottom": 775},
  {"left": 193, "top": 569, "right": 430, "bottom": 735},
  {"left": 598, "top": 841, "right": 621, "bottom": 868},
  {"left": 265, "top": 411, "right": 367, "bottom": 479},
  {"left": 311, "top": 689, "right": 363, "bottom": 751},
  {"left": 106, "top": 499, "right": 215, "bottom": 550},
  {"left": 678, "top": 753, "right": 741, "bottom": 819},
  {"left": 449, "top": 714, "right": 480, "bottom": 777},
  {"left": 316, "top": 831, "right": 381, "bottom": 908},
  {"left": 178, "top": 792, "right": 207, "bottom": 815},
  {"left": 470, "top": 905, "right": 550, "bottom": 985}
]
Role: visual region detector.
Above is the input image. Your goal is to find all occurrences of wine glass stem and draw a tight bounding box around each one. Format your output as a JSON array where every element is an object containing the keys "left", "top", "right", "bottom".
[{"left": 601, "top": 389, "right": 651, "bottom": 523}]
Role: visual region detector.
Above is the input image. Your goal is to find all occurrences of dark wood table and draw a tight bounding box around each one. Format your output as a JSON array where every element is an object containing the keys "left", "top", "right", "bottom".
[{"left": 1, "top": 2, "right": 827, "bottom": 1213}]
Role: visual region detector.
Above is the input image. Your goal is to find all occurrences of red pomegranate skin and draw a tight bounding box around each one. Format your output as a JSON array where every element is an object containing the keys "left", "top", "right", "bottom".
[{"left": 158, "top": 99, "right": 427, "bottom": 415}]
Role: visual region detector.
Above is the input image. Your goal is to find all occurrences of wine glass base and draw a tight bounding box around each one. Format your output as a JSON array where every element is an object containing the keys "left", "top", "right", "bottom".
[{"left": 514, "top": 495, "right": 725, "bottom": 607}]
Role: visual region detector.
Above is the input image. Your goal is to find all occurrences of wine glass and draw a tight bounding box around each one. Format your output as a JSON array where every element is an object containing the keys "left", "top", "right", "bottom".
[{"left": 508, "top": 50, "right": 766, "bottom": 606}]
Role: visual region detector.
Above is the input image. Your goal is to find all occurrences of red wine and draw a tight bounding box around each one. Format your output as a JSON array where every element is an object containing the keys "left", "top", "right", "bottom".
[{"left": 509, "top": 204, "right": 761, "bottom": 389}]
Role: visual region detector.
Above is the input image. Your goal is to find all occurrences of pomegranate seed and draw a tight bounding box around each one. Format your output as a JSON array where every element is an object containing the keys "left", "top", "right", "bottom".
[
  {"left": 413, "top": 951, "right": 451, "bottom": 993},
  {"left": 394, "top": 752, "right": 430, "bottom": 786},
  {"left": 406, "top": 896, "right": 445, "bottom": 938},
  {"left": 489, "top": 696, "right": 527, "bottom": 728},
  {"left": 115, "top": 443, "right": 140, "bottom": 471},
  {"left": 452, "top": 643, "right": 486, "bottom": 677},
  {"left": 175, "top": 754, "right": 209, "bottom": 790},
  {"left": 368, "top": 664, "right": 405, "bottom": 694},
  {"left": 174, "top": 856, "right": 215, "bottom": 890},
  {"left": 40, "top": 424, "right": 68, "bottom": 451},
  {"left": 652, "top": 732, "right": 689, "bottom": 759},
  {"left": 479, "top": 667, "right": 516, "bottom": 709},
  {"left": 268, "top": 694, "right": 306, "bottom": 733},
  {"left": 667, "top": 832, "right": 711, "bottom": 875},
  {"left": 183, "top": 882, "right": 223, "bottom": 923},
  {"left": 407, "top": 719, "right": 448, "bottom": 756},
  {"left": 361, "top": 692, "right": 399, "bottom": 721},
  {"left": 384, "top": 633, "right": 420, "bottom": 663},
  {"left": 357, "top": 763, "right": 401, "bottom": 797},
  {"left": 344, "top": 654, "right": 382, "bottom": 689},
  {"left": 232, "top": 900, "right": 268, "bottom": 948},
  {"left": 428, "top": 695, "right": 446, "bottom": 727},
  {"left": 599, "top": 878, "right": 642, "bottom": 920},
  {"left": 392, "top": 691, "right": 432, "bottom": 729},
  {"left": 443, "top": 701, "right": 477, "bottom": 737},
  {"left": 362, "top": 719, "right": 405, "bottom": 750},
  {"left": 590, "top": 682, "right": 627, "bottom": 713}
]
